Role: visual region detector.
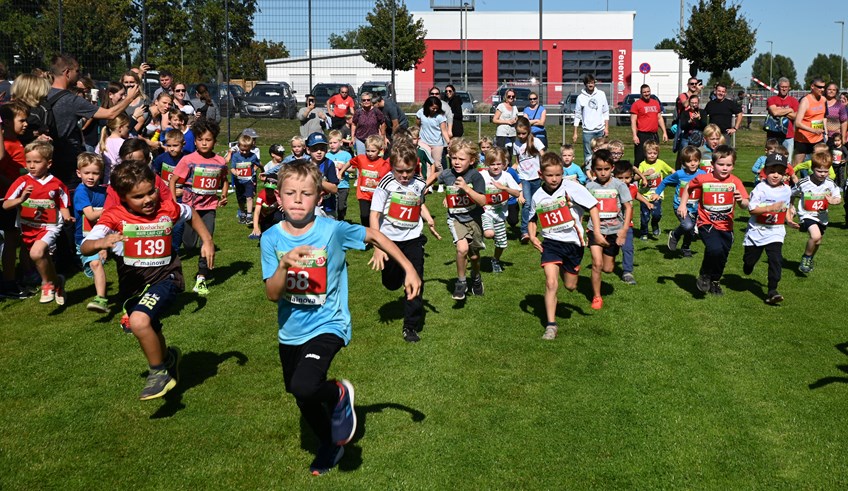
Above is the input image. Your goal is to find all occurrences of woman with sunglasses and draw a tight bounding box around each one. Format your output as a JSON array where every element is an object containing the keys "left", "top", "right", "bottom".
[
  {"left": 492, "top": 89, "right": 519, "bottom": 161},
  {"left": 522, "top": 91, "right": 547, "bottom": 147},
  {"left": 172, "top": 82, "right": 196, "bottom": 115}
]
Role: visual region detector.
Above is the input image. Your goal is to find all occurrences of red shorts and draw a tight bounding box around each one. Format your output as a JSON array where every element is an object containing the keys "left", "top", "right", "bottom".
[{"left": 22, "top": 226, "right": 60, "bottom": 252}]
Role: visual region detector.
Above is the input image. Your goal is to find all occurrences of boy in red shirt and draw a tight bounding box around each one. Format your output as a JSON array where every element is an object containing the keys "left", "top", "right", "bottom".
[
  {"left": 337, "top": 134, "right": 390, "bottom": 226},
  {"left": 679, "top": 145, "right": 750, "bottom": 295},
  {"left": 0, "top": 101, "right": 31, "bottom": 298},
  {"left": 170, "top": 120, "right": 228, "bottom": 296},
  {"left": 2, "top": 141, "right": 71, "bottom": 304}
]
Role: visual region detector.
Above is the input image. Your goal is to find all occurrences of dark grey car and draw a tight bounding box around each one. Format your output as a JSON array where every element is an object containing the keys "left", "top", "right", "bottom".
[{"left": 243, "top": 82, "right": 297, "bottom": 119}]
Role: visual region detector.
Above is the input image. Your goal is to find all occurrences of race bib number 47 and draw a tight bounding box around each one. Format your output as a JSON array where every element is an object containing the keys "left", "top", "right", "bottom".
[
  {"left": 123, "top": 221, "right": 173, "bottom": 267},
  {"left": 278, "top": 249, "right": 328, "bottom": 305}
]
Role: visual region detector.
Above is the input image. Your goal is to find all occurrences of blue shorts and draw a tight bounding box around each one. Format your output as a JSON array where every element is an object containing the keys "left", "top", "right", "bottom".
[
  {"left": 76, "top": 243, "right": 107, "bottom": 279},
  {"left": 123, "top": 279, "right": 179, "bottom": 333},
  {"left": 235, "top": 180, "right": 256, "bottom": 199},
  {"left": 540, "top": 239, "right": 584, "bottom": 275}
]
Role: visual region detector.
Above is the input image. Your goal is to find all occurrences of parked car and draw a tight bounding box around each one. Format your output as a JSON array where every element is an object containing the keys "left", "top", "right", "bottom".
[
  {"left": 489, "top": 87, "right": 533, "bottom": 122},
  {"left": 188, "top": 83, "right": 246, "bottom": 118},
  {"left": 358, "top": 81, "right": 395, "bottom": 101},
  {"left": 455, "top": 91, "right": 477, "bottom": 121},
  {"left": 560, "top": 93, "right": 579, "bottom": 124},
  {"left": 311, "top": 83, "right": 356, "bottom": 107},
  {"left": 616, "top": 93, "right": 662, "bottom": 126},
  {"left": 242, "top": 82, "right": 297, "bottom": 119}
]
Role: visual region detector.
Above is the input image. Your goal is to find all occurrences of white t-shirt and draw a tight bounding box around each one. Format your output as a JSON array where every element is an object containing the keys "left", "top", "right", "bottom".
[
  {"left": 481, "top": 170, "right": 520, "bottom": 220},
  {"left": 744, "top": 182, "right": 792, "bottom": 246},
  {"left": 792, "top": 176, "right": 841, "bottom": 224},
  {"left": 371, "top": 173, "right": 428, "bottom": 242},
  {"left": 495, "top": 103, "right": 518, "bottom": 137},
  {"left": 529, "top": 181, "right": 598, "bottom": 245},
  {"left": 512, "top": 137, "right": 546, "bottom": 180}
]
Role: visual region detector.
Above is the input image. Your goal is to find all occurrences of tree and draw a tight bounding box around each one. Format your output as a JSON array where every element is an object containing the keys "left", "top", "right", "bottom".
[
  {"left": 750, "top": 53, "right": 798, "bottom": 89},
  {"left": 655, "top": 38, "right": 680, "bottom": 50},
  {"left": 358, "top": 0, "right": 427, "bottom": 71},
  {"left": 676, "top": 0, "right": 756, "bottom": 79},
  {"left": 706, "top": 71, "right": 736, "bottom": 89},
  {"left": 328, "top": 29, "right": 363, "bottom": 50},
  {"left": 803, "top": 54, "right": 848, "bottom": 87},
  {"left": 231, "top": 40, "right": 288, "bottom": 81},
  {"left": 0, "top": 0, "right": 47, "bottom": 76}
]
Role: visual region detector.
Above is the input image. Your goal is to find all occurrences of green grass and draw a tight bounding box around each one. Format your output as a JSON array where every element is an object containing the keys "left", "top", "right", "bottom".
[{"left": 2, "top": 119, "right": 848, "bottom": 488}]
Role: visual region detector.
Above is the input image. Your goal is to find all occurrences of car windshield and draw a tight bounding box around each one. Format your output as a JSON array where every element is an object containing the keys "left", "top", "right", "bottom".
[
  {"left": 250, "top": 87, "right": 282, "bottom": 97},
  {"left": 502, "top": 88, "right": 532, "bottom": 100},
  {"left": 362, "top": 85, "right": 388, "bottom": 96},
  {"left": 567, "top": 95, "right": 578, "bottom": 103},
  {"left": 458, "top": 92, "right": 472, "bottom": 103}
]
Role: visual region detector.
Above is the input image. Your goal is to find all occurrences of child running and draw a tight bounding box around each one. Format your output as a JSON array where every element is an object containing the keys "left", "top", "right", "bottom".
[
  {"left": 743, "top": 152, "right": 798, "bottom": 304},
  {"left": 261, "top": 160, "right": 421, "bottom": 475},
  {"left": 613, "top": 160, "right": 651, "bottom": 285},
  {"left": 0, "top": 101, "right": 30, "bottom": 299},
  {"left": 2, "top": 141, "right": 70, "bottom": 305},
  {"left": 74, "top": 152, "right": 109, "bottom": 313},
  {"left": 284, "top": 136, "right": 307, "bottom": 163},
  {"left": 528, "top": 153, "right": 602, "bottom": 339},
  {"left": 679, "top": 145, "right": 749, "bottom": 295},
  {"left": 369, "top": 143, "right": 440, "bottom": 342},
  {"left": 585, "top": 149, "right": 633, "bottom": 309},
  {"left": 560, "top": 144, "right": 587, "bottom": 184},
  {"left": 326, "top": 130, "right": 353, "bottom": 221},
  {"left": 337, "top": 134, "right": 390, "bottom": 226},
  {"left": 227, "top": 133, "right": 263, "bottom": 225},
  {"left": 791, "top": 150, "right": 842, "bottom": 274},
  {"left": 513, "top": 117, "right": 545, "bottom": 244},
  {"left": 637, "top": 140, "right": 674, "bottom": 240},
  {"left": 654, "top": 145, "right": 706, "bottom": 258},
  {"left": 480, "top": 147, "right": 521, "bottom": 273},
  {"left": 82, "top": 160, "right": 215, "bottom": 400}
]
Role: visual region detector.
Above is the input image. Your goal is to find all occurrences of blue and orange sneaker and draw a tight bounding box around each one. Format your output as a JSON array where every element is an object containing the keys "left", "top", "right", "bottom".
[{"left": 331, "top": 379, "right": 356, "bottom": 446}]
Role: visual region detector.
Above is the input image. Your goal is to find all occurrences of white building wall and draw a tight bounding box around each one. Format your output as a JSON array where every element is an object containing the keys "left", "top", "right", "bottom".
[
  {"left": 415, "top": 11, "right": 635, "bottom": 40},
  {"left": 631, "top": 49, "right": 691, "bottom": 105}
]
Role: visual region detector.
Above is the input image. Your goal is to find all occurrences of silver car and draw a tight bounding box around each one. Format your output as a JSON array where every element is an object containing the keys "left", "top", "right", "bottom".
[
  {"left": 456, "top": 91, "right": 477, "bottom": 121},
  {"left": 560, "top": 93, "right": 579, "bottom": 124}
]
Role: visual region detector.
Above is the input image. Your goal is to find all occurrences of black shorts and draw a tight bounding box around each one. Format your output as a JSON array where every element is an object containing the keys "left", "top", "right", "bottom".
[
  {"left": 540, "top": 239, "right": 584, "bottom": 275},
  {"left": 278, "top": 333, "right": 344, "bottom": 396},
  {"left": 588, "top": 232, "right": 621, "bottom": 257},
  {"left": 800, "top": 218, "right": 827, "bottom": 235},
  {"left": 124, "top": 279, "right": 179, "bottom": 333},
  {"left": 235, "top": 180, "right": 256, "bottom": 199},
  {"left": 795, "top": 140, "right": 823, "bottom": 156}
]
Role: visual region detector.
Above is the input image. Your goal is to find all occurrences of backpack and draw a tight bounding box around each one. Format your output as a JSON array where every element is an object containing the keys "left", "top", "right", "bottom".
[{"left": 27, "top": 90, "right": 71, "bottom": 138}]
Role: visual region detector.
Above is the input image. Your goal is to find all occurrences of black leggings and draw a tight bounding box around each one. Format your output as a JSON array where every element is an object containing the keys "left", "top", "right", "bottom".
[
  {"left": 743, "top": 242, "right": 783, "bottom": 292},
  {"left": 381, "top": 236, "right": 427, "bottom": 330}
]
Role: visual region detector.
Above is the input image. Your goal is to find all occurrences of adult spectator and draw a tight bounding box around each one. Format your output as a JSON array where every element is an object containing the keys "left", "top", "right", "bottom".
[
  {"left": 120, "top": 71, "right": 148, "bottom": 135},
  {"left": 445, "top": 84, "right": 464, "bottom": 138},
  {"left": 428, "top": 86, "right": 453, "bottom": 136},
  {"left": 48, "top": 54, "right": 139, "bottom": 187},
  {"left": 704, "top": 83, "right": 742, "bottom": 136},
  {"left": 677, "top": 93, "right": 707, "bottom": 152},
  {"left": 573, "top": 74, "right": 610, "bottom": 163},
  {"left": 350, "top": 91, "right": 385, "bottom": 155},
  {"left": 492, "top": 88, "right": 518, "bottom": 157},
  {"left": 630, "top": 84, "right": 667, "bottom": 165},
  {"left": 153, "top": 69, "right": 174, "bottom": 99},
  {"left": 0, "top": 62, "right": 11, "bottom": 103},
  {"left": 824, "top": 82, "right": 847, "bottom": 141},
  {"left": 192, "top": 83, "right": 220, "bottom": 123},
  {"left": 793, "top": 77, "right": 827, "bottom": 165},
  {"left": 172, "top": 82, "right": 195, "bottom": 115},
  {"left": 416, "top": 96, "right": 450, "bottom": 175},
  {"left": 326, "top": 85, "right": 355, "bottom": 129},
  {"left": 297, "top": 93, "right": 328, "bottom": 138},
  {"left": 522, "top": 91, "right": 547, "bottom": 147},
  {"left": 766, "top": 77, "right": 798, "bottom": 155},
  {"left": 10, "top": 73, "right": 50, "bottom": 145},
  {"left": 744, "top": 93, "right": 754, "bottom": 130},
  {"left": 675, "top": 77, "right": 702, "bottom": 117},
  {"left": 375, "top": 94, "right": 408, "bottom": 143}
]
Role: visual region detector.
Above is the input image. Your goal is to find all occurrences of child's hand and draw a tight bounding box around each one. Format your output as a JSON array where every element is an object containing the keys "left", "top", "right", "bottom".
[
  {"left": 280, "top": 245, "right": 315, "bottom": 269},
  {"left": 649, "top": 193, "right": 660, "bottom": 202},
  {"left": 404, "top": 272, "right": 422, "bottom": 300},
  {"left": 594, "top": 232, "right": 610, "bottom": 248},
  {"left": 218, "top": 196, "right": 228, "bottom": 207},
  {"left": 640, "top": 176, "right": 648, "bottom": 187},
  {"left": 493, "top": 181, "right": 507, "bottom": 190},
  {"left": 827, "top": 194, "right": 842, "bottom": 205},
  {"left": 98, "top": 250, "right": 108, "bottom": 261},
  {"left": 104, "top": 233, "right": 125, "bottom": 248},
  {"left": 518, "top": 192, "right": 526, "bottom": 205},
  {"left": 455, "top": 176, "right": 467, "bottom": 189},
  {"left": 530, "top": 237, "right": 543, "bottom": 253},
  {"left": 426, "top": 219, "right": 442, "bottom": 240},
  {"left": 368, "top": 248, "right": 388, "bottom": 271},
  {"left": 21, "top": 185, "right": 33, "bottom": 201},
  {"left": 676, "top": 205, "right": 687, "bottom": 218},
  {"left": 733, "top": 190, "right": 743, "bottom": 202},
  {"left": 616, "top": 229, "right": 627, "bottom": 246},
  {"left": 201, "top": 240, "right": 215, "bottom": 269},
  {"left": 645, "top": 201, "right": 654, "bottom": 211}
]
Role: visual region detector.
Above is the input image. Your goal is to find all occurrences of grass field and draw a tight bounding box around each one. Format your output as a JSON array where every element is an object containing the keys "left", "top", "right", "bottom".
[{"left": 3, "top": 119, "right": 848, "bottom": 488}]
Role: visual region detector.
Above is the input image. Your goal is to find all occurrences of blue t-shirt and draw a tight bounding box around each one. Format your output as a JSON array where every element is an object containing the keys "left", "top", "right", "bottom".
[
  {"left": 152, "top": 152, "right": 182, "bottom": 177},
  {"left": 73, "top": 183, "right": 107, "bottom": 245},
  {"left": 314, "top": 157, "right": 341, "bottom": 213},
  {"left": 160, "top": 128, "right": 196, "bottom": 153},
  {"left": 260, "top": 217, "right": 367, "bottom": 345},
  {"left": 326, "top": 150, "right": 353, "bottom": 190},
  {"left": 654, "top": 168, "right": 707, "bottom": 211},
  {"left": 505, "top": 166, "right": 522, "bottom": 205},
  {"left": 283, "top": 154, "right": 306, "bottom": 164},
  {"left": 231, "top": 151, "right": 262, "bottom": 183},
  {"left": 562, "top": 163, "right": 588, "bottom": 185}
]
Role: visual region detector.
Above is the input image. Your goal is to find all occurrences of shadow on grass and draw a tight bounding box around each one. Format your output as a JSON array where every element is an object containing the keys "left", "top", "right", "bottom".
[
  {"left": 656, "top": 274, "right": 706, "bottom": 299},
  {"left": 809, "top": 342, "right": 848, "bottom": 390},
  {"left": 519, "top": 293, "right": 590, "bottom": 327},
  {"left": 781, "top": 258, "right": 808, "bottom": 278},
  {"left": 150, "top": 350, "right": 249, "bottom": 419},
  {"left": 299, "top": 402, "right": 426, "bottom": 472},
  {"left": 574, "top": 273, "right": 614, "bottom": 300},
  {"left": 377, "top": 296, "right": 438, "bottom": 326},
  {"left": 208, "top": 260, "right": 255, "bottom": 286}
]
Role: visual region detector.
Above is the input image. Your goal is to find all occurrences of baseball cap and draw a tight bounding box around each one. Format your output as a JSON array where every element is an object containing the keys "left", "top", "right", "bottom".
[
  {"left": 763, "top": 152, "right": 788, "bottom": 169},
  {"left": 269, "top": 144, "right": 285, "bottom": 156},
  {"left": 241, "top": 128, "right": 259, "bottom": 138},
  {"left": 306, "top": 132, "right": 328, "bottom": 148}
]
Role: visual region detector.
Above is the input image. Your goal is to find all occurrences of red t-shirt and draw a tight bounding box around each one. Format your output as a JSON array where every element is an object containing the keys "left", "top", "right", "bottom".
[
  {"left": 349, "top": 155, "right": 390, "bottom": 201},
  {"left": 686, "top": 173, "right": 749, "bottom": 231},
  {"left": 630, "top": 98, "right": 662, "bottom": 133},
  {"left": 327, "top": 94, "right": 355, "bottom": 118},
  {"left": 0, "top": 138, "right": 26, "bottom": 191},
  {"left": 173, "top": 151, "right": 229, "bottom": 211},
  {"left": 104, "top": 174, "right": 173, "bottom": 210},
  {"left": 766, "top": 95, "right": 799, "bottom": 139},
  {"left": 4, "top": 174, "right": 69, "bottom": 241}
]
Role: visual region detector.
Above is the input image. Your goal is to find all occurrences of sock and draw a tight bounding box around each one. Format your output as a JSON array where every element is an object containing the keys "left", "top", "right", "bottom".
[
  {"left": 457, "top": 276, "right": 466, "bottom": 283},
  {"left": 149, "top": 362, "right": 166, "bottom": 371},
  {"left": 197, "top": 275, "right": 205, "bottom": 281}
]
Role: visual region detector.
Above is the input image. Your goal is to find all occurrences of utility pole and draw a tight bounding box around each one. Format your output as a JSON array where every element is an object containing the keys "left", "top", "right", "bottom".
[
  {"left": 678, "top": 0, "right": 683, "bottom": 102},
  {"left": 766, "top": 40, "right": 773, "bottom": 89},
  {"left": 308, "top": 0, "right": 313, "bottom": 93},
  {"left": 837, "top": 21, "right": 845, "bottom": 90},
  {"left": 538, "top": 0, "right": 543, "bottom": 103},
  {"left": 391, "top": 0, "right": 396, "bottom": 93}
]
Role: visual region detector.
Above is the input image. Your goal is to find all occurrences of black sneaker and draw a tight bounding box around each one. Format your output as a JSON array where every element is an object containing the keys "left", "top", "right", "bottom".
[
  {"left": 667, "top": 231, "right": 679, "bottom": 252},
  {"left": 765, "top": 291, "right": 784, "bottom": 305},
  {"left": 310, "top": 444, "right": 344, "bottom": 476},
  {"left": 402, "top": 327, "right": 420, "bottom": 343},
  {"left": 709, "top": 281, "right": 724, "bottom": 296},
  {"left": 682, "top": 248, "right": 693, "bottom": 258},
  {"left": 0, "top": 281, "right": 32, "bottom": 299},
  {"left": 452, "top": 280, "right": 467, "bottom": 300},
  {"left": 470, "top": 274, "right": 484, "bottom": 296},
  {"left": 696, "top": 274, "right": 711, "bottom": 293}
]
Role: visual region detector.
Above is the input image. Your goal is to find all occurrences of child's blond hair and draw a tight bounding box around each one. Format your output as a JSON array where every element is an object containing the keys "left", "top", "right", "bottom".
[
  {"left": 448, "top": 137, "right": 478, "bottom": 160},
  {"left": 407, "top": 126, "right": 420, "bottom": 139},
  {"left": 238, "top": 133, "right": 254, "bottom": 147},
  {"left": 24, "top": 140, "right": 53, "bottom": 160},
  {"left": 164, "top": 129, "right": 185, "bottom": 144},
  {"left": 702, "top": 124, "right": 726, "bottom": 146},
  {"left": 328, "top": 129, "right": 343, "bottom": 141},
  {"left": 643, "top": 140, "right": 660, "bottom": 153},
  {"left": 389, "top": 142, "right": 418, "bottom": 169},
  {"left": 813, "top": 142, "right": 829, "bottom": 153},
  {"left": 77, "top": 152, "right": 104, "bottom": 171},
  {"left": 365, "top": 134, "right": 385, "bottom": 150},
  {"left": 479, "top": 135, "right": 493, "bottom": 148},
  {"left": 278, "top": 160, "right": 322, "bottom": 191},
  {"left": 608, "top": 139, "right": 625, "bottom": 153},
  {"left": 590, "top": 136, "right": 610, "bottom": 152},
  {"left": 290, "top": 135, "right": 305, "bottom": 146},
  {"left": 811, "top": 150, "right": 834, "bottom": 169},
  {"left": 540, "top": 151, "right": 564, "bottom": 171},
  {"left": 99, "top": 113, "right": 131, "bottom": 153},
  {"left": 484, "top": 147, "right": 509, "bottom": 167}
]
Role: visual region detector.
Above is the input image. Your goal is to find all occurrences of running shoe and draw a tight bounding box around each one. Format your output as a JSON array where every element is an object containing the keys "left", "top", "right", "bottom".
[
  {"left": 86, "top": 295, "right": 109, "bottom": 313},
  {"left": 139, "top": 368, "right": 176, "bottom": 401},
  {"left": 331, "top": 380, "right": 357, "bottom": 446}
]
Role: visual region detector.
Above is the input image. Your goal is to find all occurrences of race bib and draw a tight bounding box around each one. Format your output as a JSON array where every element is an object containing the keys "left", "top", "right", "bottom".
[
  {"left": 646, "top": 174, "right": 662, "bottom": 190},
  {"left": 191, "top": 166, "right": 222, "bottom": 195},
  {"left": 234, "top": 161, "right": 254, "bottom": 179},
  {"left": 592, "top": 188, "right": 620, "bottom": 219},
  {"left": 160, "top": 162, "right": 175, "bottom": 183},
  {"left": 803, "top": 192, "right": 828, "bottom": 212},
  {"left": 811, "top": 119, "right": 824, "bottom": 131},
  {"left": 701, "top": 182, "right": 735, "bottom": 212},
  {"left": 564, "top": 174, "right": 579, "bottom": 182},
  {"left": 20, "top": 198, "right": 58, "bottom": 227},
  {"left": 700, "top": 159, "right": 713, "bottom": 171},
  {"left": 536, "top": 197, "right": 575, "bottom": 233},
  {"left": 359, "top": 169, "right": 380, "bottom": 193},
  {"left": 123, "top": 221, "right": 172, "bottom": 267},
  {"left": 755, "top": 208, "right": 786, "bottom": 226},
  {"left": 446, "top": 185, "right": 475, "bottom": 214},
  {"left": 485, "top": 187, "right": 510, "bottom": 211},
  {"left": 278, "top": 249, "right": 328, "bottom": 305},
  {"left": 81, "top": 207, "right": 102, "bottom": 237},
  {"left": 386, "top": 191, "right": 421, "bottom": 229}
]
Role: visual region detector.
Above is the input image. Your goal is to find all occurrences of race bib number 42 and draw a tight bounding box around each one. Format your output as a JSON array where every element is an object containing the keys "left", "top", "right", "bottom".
[
  {"left": 803, "top": 192, "right": 829, "bottom": 212},
  {"left": 278, "top": 248, "right": 328, "bottom": 305},
  {"left": 123, "top": 221, "right": 173, "bottom": 267}
]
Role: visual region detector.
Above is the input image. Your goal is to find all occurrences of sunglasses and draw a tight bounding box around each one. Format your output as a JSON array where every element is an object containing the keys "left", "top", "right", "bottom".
[
  {"left": 445, "top": 89, "right": 453, "bottom": 93},
  {"left": 361, "top": 98, "right": 371, "bottom": 102},
  {"left": 688, "top": 82, "right": 698, "bottom": 86},
  {"left": 175, "top": 89, "right": 186, "bottom": 93},
  {"left": 528, "top": 97, "right": 538, "bottom": 101},
  {"left": 506, "top": 95, "right": 515, "bottom": 99},
  {"left": 814, "top": 85, "right": 826, "bottom": 89}
]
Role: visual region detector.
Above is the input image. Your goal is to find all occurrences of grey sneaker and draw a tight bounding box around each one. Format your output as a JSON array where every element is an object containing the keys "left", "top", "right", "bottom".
[
  {"left": 452, "top": 280, "right": 467, "bottom": 301},
  {"left": 622, "top": 273, "right": 637, "bottom": 285},
  {"left": 139, "top": 368, "right": 177, "bottom": 401},
  {"left": 696, "top": 274, "right": 711, "bottom": 293},
  {"left": 682, "top": 248, "right": 693, "bottom": 258},
  {"left": 166, "top": 346, "right": 182, "bottom": 382},
  {"left": 709, "top": 281, "right": 724, "bottom": 296},
  {"left": 470, "top": 274, "right": 484, "bottom": 296},
  {"left": 402, "top": 327, "right": 420, "bottom": 343},
  {"left": 799, "top": 256, "right": 814, "bottom": 274},
  {"left": 542, "top": 324, "right": 558, "bottom": 340},
  {"left": 491, "top": 259, "right": 503, "bottom": 273},
  {"left": 667, "top": 231, "right": 679, "bottom": 252}
]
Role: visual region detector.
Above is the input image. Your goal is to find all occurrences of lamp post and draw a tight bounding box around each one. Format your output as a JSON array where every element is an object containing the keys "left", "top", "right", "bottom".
[
  {"left": 538, "top": 0, "right": 543, "bottom": 103},
  {"left": 836, "top": 21, "right": 845, "bottom": 90},
  {"left": 766, "top": 40, "right": 773, "bottom": 89}
]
